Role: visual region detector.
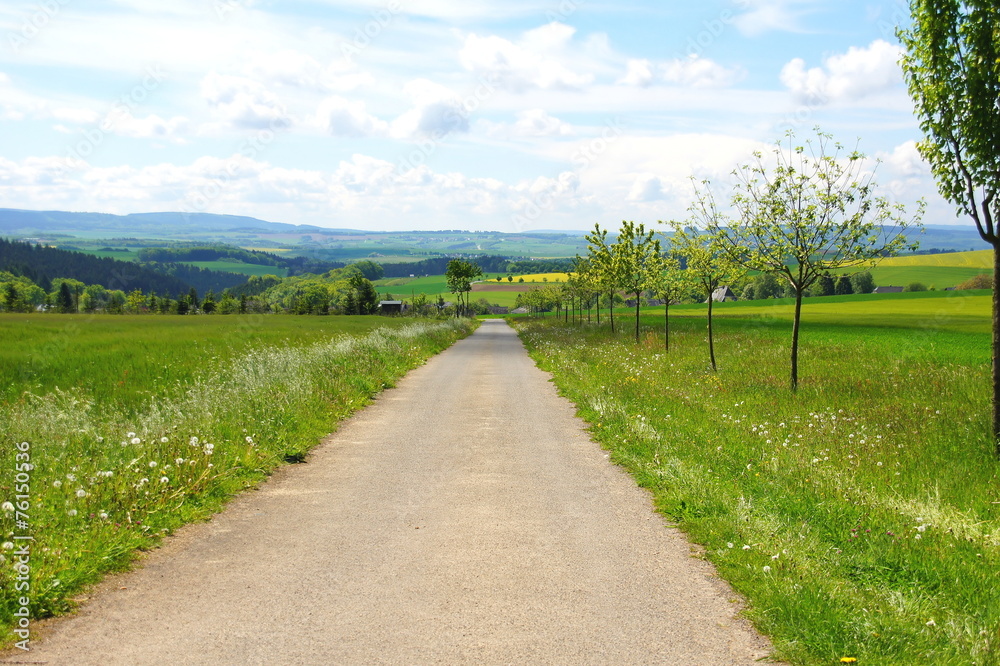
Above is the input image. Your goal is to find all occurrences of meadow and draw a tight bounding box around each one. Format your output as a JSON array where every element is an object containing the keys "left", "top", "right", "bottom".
[
  {"left": 0, "top": 314, "right": 477, "bottom": 642},
  {"left": 513, "top": 292, "right": 998, "bottom": 665}
]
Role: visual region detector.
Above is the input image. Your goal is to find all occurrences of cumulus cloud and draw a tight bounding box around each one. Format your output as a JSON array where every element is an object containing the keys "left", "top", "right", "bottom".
[
  {"left": 459, "top": 22, "right": 595, "bottom": 92},
  {"left": 201, "top": 71, "right": 291, "bottom": 130},
  {"left": 510, "top": 109, "right": 574, "bottom": 137},
  {"left": 662, "top": 56, "right": 744, "bottom": 88},
  {"left": 619, "top": 59, "right": 655, "bottom": 87},
  {"left": 390, "top": 79, "right": 469, "bottom": 140},
  {"left": 627, "top": 174, "right": 667, "bottom": 202},
  {"left": 617, "top": 56, "right": 742, "bottom": 89},
  {"left": 316, "top": 96, "right": 387, "bottom": 137},
  {"left": 780, "top": 39, "right": 902, "bottom": 104}
]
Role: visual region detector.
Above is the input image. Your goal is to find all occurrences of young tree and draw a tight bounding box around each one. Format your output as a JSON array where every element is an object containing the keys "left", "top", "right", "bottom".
[
  {"left": 585, "top": 224, "right": 617, "bottom": 333},
  {"left": 445, "top": 259, "right": 483, "bottom": 317},
  {"left": 667, "top": 222, "right": 745, "bottom": 371},
  {"left": 708, "top": 129, "right": 921, "bottom": 389},
  {"left": 648, "top": 249, "right": 691, "bottom": 352},
  {"left": 612, "top": 221, "right": 661, "bottom": 343},
  {"left": 815, "top": 275, "right": 836, "bottom": 297},
  {"left": 898, "top": 0, "right": 1000, "bottom": 448}
]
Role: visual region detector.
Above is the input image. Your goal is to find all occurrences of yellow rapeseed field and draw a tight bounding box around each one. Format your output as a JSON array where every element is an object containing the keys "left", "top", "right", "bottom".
[
  {"left": 879, "top": 249, "right": 991, "bottom": 268},
  {"left": 512, "top": 272, "right": 571, "bottom": 282}
]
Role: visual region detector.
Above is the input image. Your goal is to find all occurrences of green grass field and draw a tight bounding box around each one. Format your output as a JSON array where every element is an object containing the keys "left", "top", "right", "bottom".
[
  {"left": 880, "top": 249, "right": 992, "bottom": 268},
  {"left": 0, "top": 315, "right": 476, "bottom": 643},
  {"left": 513, "top": 293, "right": 998, "bottom": 665}
]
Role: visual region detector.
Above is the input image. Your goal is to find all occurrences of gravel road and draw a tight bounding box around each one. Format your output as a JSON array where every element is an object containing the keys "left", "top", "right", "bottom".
[{"left": 8, "top": 319, "right": 773, "bottom": 665}]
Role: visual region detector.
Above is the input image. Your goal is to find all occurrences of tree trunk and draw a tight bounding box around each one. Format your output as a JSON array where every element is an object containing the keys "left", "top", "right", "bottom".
[
  {"left": 994, "top": 243, "right": 1000, "bottom": 454},
  {"left": 634, "top": 292, "right": 641, "bottom": 343},
  {"left": 791, "top": 286, "right": 804, "bottom": 392},
  {"left": 707, "top": 291, "right": 716, "bottom": 371},
  {"left": 664, "top": 301, "right": 669, "bottom": 352},
  {"left": 609, "top": 290, "right": 615, "bottom": 334}
]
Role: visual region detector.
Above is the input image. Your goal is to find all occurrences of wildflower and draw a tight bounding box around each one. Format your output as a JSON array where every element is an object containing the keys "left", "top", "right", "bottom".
[
  {"left": 76, "top": 489, "right": 87, "bottom": 498},
  {"left": 189, "top": 436, "right": 199, "bottom": 446},
  {"left": 204, "top": 443, "right": 214, "bottom": 455},
  {"left": 148, "top": 461, "right": 157, "bottom": 468},
  {"left": 175, "top": 458, "right": 185, "bottom": 465},
  {"left": 160, "top": 477, "right": 169, "bottom": 484},
  {"left": 762, "top": 565, "right": 771, "bottom": 573},
  {"left": 245, "top": 436, "right": 254, "bottom": 444},
  {"left": 926, "top": 619, "right": 936, "bottom": 627},
  {"left": 771, "top": 554, "right": 779, "bottom": 560},
  {"left": 727, "top": 543, "right": 734, "bottom": 549},
  {"left": 127, "top": 432, "right": 136, "bottom": 438},
  {"left": 1, "top": 542, "right": 13, "bottom": 550},
  {"left": 916, "top": 524, "right": 927, "bottom": 532},
  {"left": 67, "top": 509, "right": 78, "bottom": 517},
  {"left": 53, "top": 480, "right": 62, "bottom": 488},
  {"left": 160, "top": 437, "right": 169, "bottom": 443},
  {"left": 742, "top": 545, "right": 751, "bottom": 550},
  {"left": 131, "top": 437, "right": 141, "bottom": 445},
  {"left": 99, "top": 512, "right": 108, "bottom": 520},
  {"left": 0, "top": 502, "right": 13, "bottom": 512},
  {"left": 914, "top": 534, "right": 922, "bottom": 540},
  {"left": 66, "top": 474, "right": 76, "bottom": 482},
  {"left": 840, "top": 659, "right": 858, "bottom": 664}
]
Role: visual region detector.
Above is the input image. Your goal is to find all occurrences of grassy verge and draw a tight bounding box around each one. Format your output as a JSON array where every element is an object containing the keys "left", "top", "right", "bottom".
[
  {"left": 0, "top": 317, "right": 476, "bottom": 643},
  {"left": 512, "top": 308, "right": 999, "bottom": 665}
]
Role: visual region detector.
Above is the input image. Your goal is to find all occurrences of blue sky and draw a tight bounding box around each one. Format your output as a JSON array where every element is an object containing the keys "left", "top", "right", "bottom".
[{"left": 0, "top": 0, "right": 950, "bottom": 232}]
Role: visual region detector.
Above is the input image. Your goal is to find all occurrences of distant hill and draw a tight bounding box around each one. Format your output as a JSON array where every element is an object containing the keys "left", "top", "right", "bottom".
[
  {"left": 0, "top": 238, "right": 192, "bottom": 295},
  {"left": 0, "top": 208, "right": 330, "bottom": 235}
]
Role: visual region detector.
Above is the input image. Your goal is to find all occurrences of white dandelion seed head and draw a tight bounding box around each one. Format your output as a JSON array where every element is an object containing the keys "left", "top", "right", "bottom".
[
  {"left": 66, "top": 474, "right": 76, "bottom": 482},
  {"left": 99, "top": 512, "right": 108, "bottom": 519},
  {"left": 148, "top": 461, "right": 157, "bottom": 468},
  {"left": 762, "top": 565, "right": 771, "bottom": 573},
  {"left": 131, "top": 437, "right": 141, "bottom": 445},
  {"left": 75, "top": 489, "right": 86, "bottom": 498},
  {"left": 727, "top": 543, "right": 734, "bottom": 549},
  {"left": 175, "top": 458, "right": 184, "bottom": 465},
  {"left": 160, "top": 477, "right": 169, "bottom": 483},
  {"left": 0, "top": 502, "right": 13, "bottom": 513},
  {"left": 127, "top": 432, "right": 136, "bottom": 438},
  {"left": 1, "top": 541, "right": 13, "bottom": 550},
  {"left": 67, "top": 509, "right": 78, "bottom": 517},
  {"left": 742, "top": 544, "right": 751, "bottom": 550},
  {"left": 926, "top": 619, "right": 936, "bottom": 627},
  {"left": 160, "top": 437, "right": 169, "bottom": 443},
  {"left": 52, "top": 480, "right": 62, "bottom": 488}
]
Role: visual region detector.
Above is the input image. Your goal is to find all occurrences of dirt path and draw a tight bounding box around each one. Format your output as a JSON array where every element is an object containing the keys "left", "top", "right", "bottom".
[{"left": 7, "top": 320, "right": 772, "bottom": 665}]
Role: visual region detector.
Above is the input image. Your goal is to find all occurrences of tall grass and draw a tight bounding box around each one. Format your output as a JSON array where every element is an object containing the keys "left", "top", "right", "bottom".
[
  {"left": 0, "top": 317, "right": 476, "bottom": 640},
  {"left": 513, "top": 312, "right": 999, "bottom": 665}
]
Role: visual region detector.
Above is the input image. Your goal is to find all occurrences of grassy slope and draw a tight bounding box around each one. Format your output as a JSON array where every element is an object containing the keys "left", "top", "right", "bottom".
[
  {"left": 182, "top": 260, "right": 288, "bottom": 278},
  {"left": 514, "top": 294, "right": 998, "bottom": 664},
  {"left": 879, "top": 249, "right": 992, "bottom": 267}
]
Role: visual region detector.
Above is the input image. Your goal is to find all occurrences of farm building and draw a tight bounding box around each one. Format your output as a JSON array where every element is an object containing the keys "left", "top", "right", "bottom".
[
  {"left": 378, "top": 300, "right": 404, "bottom": 315},
  {"left": 708, "top": 286, "right": 738, "bottom": 303},
  {"left": 488, "top": 306, "right": 509, "bottom": 315},
  {"left": 872, "top": 286, "right": 904, "bottom": 294}
]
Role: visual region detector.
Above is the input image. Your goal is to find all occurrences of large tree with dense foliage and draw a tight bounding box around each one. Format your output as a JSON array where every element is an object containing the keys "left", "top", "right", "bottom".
[
  {"left": 898, "top": 0, "right": 1000, "bottom": 448},
  {"left": 703, "top": 129, "right": 921, "bottom": 390}
]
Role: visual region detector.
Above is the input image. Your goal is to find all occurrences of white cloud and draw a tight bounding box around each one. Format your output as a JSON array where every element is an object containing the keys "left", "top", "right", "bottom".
[
  {"left": 390, "top": 79, "right": 469, "bottom": 140},
  {"left": 459, "top": 23, "right": 595, "bottom": 92},
  {"left": 106, "top": 110, "right": 191, "bottom": 141},
  {"left": 200, "top": 72, "right": 292, "bottom": 130},
  {"left": 734, "top": 0, "right": 819, "bottom": 36},
  {"left": 662, "top": 56, "right": 744, "bottom": 88},
  {"left": 316, "top": 96, "right": 387, "bottom": 137},
  {"left": 619, "top": 59, "right": 654, "bottom": 87},
  {"left": 780, "top": 40, "right": 903, "bottom": 104},
  {"left": 627, "top": 174, "right": 667, "bottom": 202},
  {"left": 510, "top": 109, "right": 574, "bottom": 137}
]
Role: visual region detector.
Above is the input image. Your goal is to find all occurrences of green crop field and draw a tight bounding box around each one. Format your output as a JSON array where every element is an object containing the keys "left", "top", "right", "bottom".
[
  {"left": 833, "top": 264, "right": 989, "bottom": 289},
  {"left": 0, "top": 314, "right": 476, "bottom": 642},
  {"left": 513, "top": 292, "right": 998, "bottom": 664},
  {"left": 880, "top": 249, "right": 992, "bottom": 268}
]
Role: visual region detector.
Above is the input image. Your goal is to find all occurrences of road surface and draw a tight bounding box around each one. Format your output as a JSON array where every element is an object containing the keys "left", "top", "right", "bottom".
[{"left": 8, "top": 319, "right": 772, "bottom": 665}]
